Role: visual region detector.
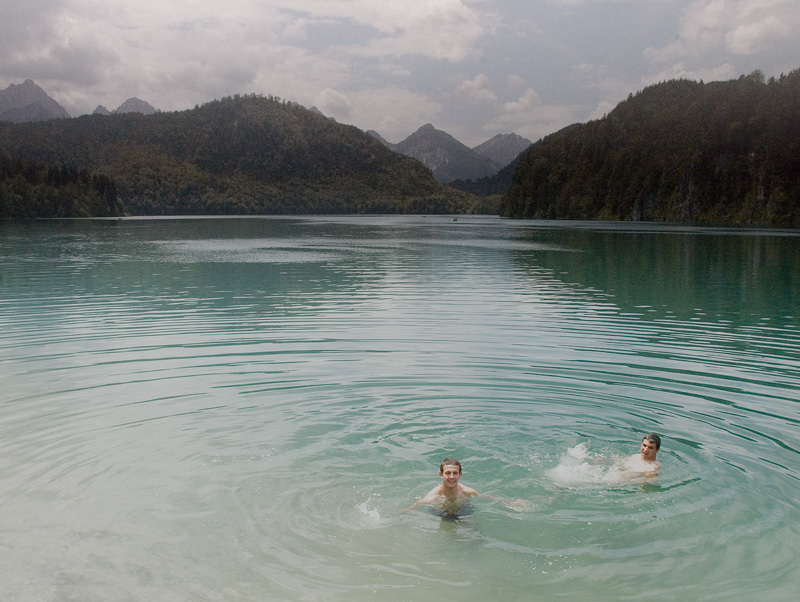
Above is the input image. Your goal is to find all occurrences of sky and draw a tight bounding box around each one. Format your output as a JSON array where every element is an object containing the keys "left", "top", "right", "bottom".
[{"left": 1, "top": 1, "right": 799, "bottom": 147}]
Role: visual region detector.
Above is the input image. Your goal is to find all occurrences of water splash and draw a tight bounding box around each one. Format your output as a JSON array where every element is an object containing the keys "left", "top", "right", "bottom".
[
  {"left": 355, "top": 498, "right": 383, "bottom": 528},
  {"left": 546, "top": 443, "right": 654, "bottom": 487}
]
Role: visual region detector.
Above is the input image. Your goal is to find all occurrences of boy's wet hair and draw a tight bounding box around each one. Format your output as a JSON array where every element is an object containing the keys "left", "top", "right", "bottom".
[
  {"left": 440, "top": 458, "right": 462, "bottom": 473},
  {"left": 643, "top": 433, "right": 661, "bottom": 450}
]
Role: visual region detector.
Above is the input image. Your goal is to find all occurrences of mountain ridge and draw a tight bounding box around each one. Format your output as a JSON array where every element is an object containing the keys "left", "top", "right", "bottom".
[
  {"left": 93, "top": 97, "right": 159, "bottom": 116},
  {"left": 0, "top": 80, "right": 160, "bottom": 122},
  {"left": 0, "top": 79, "right": 71, "bottom": 122},
  {"left": 380, "top": 123, "right": 498, "bottom": 183},
  {"left": 500, "top": 70, "right": 800, "bottom": 226},
  {"left": 0, "top": 93, "right": 476, "bottom": 216},
  {"left": 370, "top": 125, "right": 530, "bottom": 183},
  {"left": 1, "top": 79, "right": 528, "bottom": 187},
  {"left": 472, "top": 133, "right": 531, "bottom": 167}
]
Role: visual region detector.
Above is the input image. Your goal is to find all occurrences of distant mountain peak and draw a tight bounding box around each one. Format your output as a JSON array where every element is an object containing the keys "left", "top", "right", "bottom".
[
  {"left": 0, "top": 79, "right": 70, "bottom": 122},
  {"left": 92, "top": 97, "right": 159, "bottom": 117},
  {"left": 403, "top": 124, "right": 461, "bottom": 146},
  {"left": 0, "top": 93, "right": 471, "bottom": 216},
  {"left": 394, "top": 124, "right": 499, "bottom": 182},
  {"left": 115, "top": 97, "right": 158, "bottom": 115},
  {"left": 472, "top": 133, "right": 532, "bottom": 167}
]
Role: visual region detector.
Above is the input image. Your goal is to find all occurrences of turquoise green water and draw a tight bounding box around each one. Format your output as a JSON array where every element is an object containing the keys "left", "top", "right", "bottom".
[{"left": 1, "top": 216, "right": 798, "bottom": 601}]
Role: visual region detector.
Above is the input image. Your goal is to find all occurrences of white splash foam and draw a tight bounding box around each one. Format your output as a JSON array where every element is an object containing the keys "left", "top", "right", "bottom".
[
  {"left": 567, "top": 442, "right": 590, "bottom": 459},
  {"left": 547, "top": 443, "right": 626, "bottom": 487},
  {"left": 356, "top": 500, "right": 382, "bottom": 528}
]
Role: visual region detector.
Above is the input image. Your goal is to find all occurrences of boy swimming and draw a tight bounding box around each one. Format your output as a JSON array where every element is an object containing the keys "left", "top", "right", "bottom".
[
  {"left": 617, "top": 433, "right": 661, "bottom": 479},
  {"left": 401, "top": 457, "right": 528, "bottom": 516}
]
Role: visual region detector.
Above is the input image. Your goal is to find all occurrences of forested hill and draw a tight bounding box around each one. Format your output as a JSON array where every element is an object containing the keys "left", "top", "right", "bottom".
[
  {"left": 0, "top": 94, "right": 475, "bottom": 216},
  {"left": 500, "top": 70, "right": 800, "bottom": 226}
]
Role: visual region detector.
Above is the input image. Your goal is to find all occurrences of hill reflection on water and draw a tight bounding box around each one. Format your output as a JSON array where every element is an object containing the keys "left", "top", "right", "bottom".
[{"left": 511, "top": 224, "right": 799, "bottom": 326}]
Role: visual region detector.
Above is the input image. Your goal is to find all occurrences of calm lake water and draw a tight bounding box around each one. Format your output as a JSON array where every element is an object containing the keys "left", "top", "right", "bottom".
[{"left": 1, "top": 216, "right": 799, "bottom": 601}]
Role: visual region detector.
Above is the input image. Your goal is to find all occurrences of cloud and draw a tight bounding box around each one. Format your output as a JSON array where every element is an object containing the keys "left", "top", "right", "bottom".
[
  {"left": 281, "top": 17, "right": 312, "bottom": 41},
  {"left": 317, "top": 87, "right": 352, "bottom": 118},
  {"left": 339, "top": 0, "right": 487, "bottom": 61},
  {"left": 266, "top": 0, "right": 487, "bottom": 61},
  {"left": 314, "top": 85, "right": 442, "bottom": 142},
  {"left": 3, "top": 0, "right": 800, "bottom": 145},
  {"left": 455, "top": 74, "right": 497, "bottom": 103},
  {"left": 502, "top": 88, "right": 542, "bottom": 113},
  {"left": 2, "top": 1, "right": 360, "bottom": 115},
  {"left": 644, "top": 0, "right": 799, "bottom": 62},
  {"left": 507, "top": 75, "right": 526, "bottom": 90},
  {"left": 644, "top": 62, "right": 738, "bottom": 86},
  {"left": 483, "top": 87, "right": 578, "bottom": 142},
  {"left": 487, "top": 102, "right": 578, "bottom": 143},
  {"left": 0, "top": 0, "right": 492, "bottom": 117},
  {"left": 724, "top": 16, "right": 789, "bottom": 55},
  {"left": 0, "top": 1, "right": 64, "bottom": 51}
]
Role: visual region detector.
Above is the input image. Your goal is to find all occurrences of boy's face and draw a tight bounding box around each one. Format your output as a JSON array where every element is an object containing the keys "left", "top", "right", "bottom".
[
  {"left": 640, "top": 438, "right": 659, "bottom": 462},
  {"left": 440, "top": 464, "right": 462, "bottom": 489}
]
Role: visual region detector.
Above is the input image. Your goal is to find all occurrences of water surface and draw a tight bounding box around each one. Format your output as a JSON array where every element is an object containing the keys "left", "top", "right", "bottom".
[{"left": 1, "top": 216, "right": 798, "bottom": 601}]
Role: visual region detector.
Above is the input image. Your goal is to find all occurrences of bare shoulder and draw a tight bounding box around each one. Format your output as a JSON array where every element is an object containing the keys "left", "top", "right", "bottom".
[
  {"left": 421, "top": 484, "right": 444, "bottom": 502},
  {"left": 459, "top": 484, "right": 478, "bottom": 496},
  {"left": 644, "top": 458, "right": 661, "bottom": 472}
]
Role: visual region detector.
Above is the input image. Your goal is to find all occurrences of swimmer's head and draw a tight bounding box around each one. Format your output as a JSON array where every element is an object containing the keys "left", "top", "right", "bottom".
[
  {"left": 439, "top": 458, "right": 462, "bottom": 474},
  {"left": 641, "top": 433, "right": 661, "bottom": 463},
  {"left": 642, "top": 433, "right": 661, "bottom": 450}
]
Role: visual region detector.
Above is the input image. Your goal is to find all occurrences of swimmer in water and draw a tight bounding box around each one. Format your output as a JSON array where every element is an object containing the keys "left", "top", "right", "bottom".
[
  {"left": 400, "top": 457, "right": 528, "bottom": 516},
  {"left": 616, "top": 433, "right": 661, "bottom": 481}
]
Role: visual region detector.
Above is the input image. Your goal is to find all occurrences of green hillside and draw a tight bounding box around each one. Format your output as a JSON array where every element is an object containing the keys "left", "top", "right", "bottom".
[
  {"left": 0, "top": 94, "right": 474, "bottom": 217},
  {"left": 500, "top": 69, "right": 800, "bottom": 226},
  {"left": 0, "top": 154, "right": 124, "bottom": 218}
]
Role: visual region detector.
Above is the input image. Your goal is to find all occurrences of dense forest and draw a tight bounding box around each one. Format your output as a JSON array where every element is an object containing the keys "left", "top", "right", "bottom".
[
  {"left": 4, "top": 71, "right": 800, "bottom": 224},
  {"left": 0, "top": 94, "right": 475, "bottom": 217},
  {"left": 501, "top": 69, "right": 800, "bottom": 226},
  {"left": 0, "top": 153, "right": 123, "bottom": 218}
]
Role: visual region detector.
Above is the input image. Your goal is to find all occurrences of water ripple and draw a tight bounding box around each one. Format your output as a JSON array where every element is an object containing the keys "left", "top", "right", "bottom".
[{"left": 1, "top": 217, "right": 798, "bottom": 601}]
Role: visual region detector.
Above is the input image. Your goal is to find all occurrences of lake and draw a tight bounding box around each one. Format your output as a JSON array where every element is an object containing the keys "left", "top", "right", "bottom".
[{"left": 1, "top": 216, "right": 798, "bottom": 601}]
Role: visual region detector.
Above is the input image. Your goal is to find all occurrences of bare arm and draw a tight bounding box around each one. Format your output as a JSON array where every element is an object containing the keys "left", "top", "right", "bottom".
[
  {"left": 478, "top": 492, "right": 531, "bottom": 512},
  {"left": 399, "top": 486, "right": 441, "bottom": 514}
]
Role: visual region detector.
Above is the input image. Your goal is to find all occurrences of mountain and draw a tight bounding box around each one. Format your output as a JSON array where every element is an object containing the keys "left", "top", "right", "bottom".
[
  {"left": 450, "top": 125, "right": 578, "bottom": 198},
  {"left": 372, "top": 126, "right": 529, "bottom": 183},
  {"left": 93, "top": 98, "right": 158, "bottom": 115},
  {"left": 115, "top": 97, "right": 158, "bottom": 114},
  {"left": 0, "top": 93, "right": 475, "bottom": 216},
  {"left": 0, "top": 79, "right": 70, "bottom": 122},
  {"left": 500, "top": 70, "right": 800, "bottom": 226},
  {"left": 367, "top": 129, "right": 395, "bottom": 149},
  {"left": 472, "top": 133, "right": 531, "bottom": 167},
  {"left": 392, "top": 124, "right": 499, "bottom": 183}
]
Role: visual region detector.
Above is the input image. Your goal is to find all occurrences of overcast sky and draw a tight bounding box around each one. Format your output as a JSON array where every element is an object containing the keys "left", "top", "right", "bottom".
[{"left": 2, "top": 1, "right": 798, "bottom": 146}]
